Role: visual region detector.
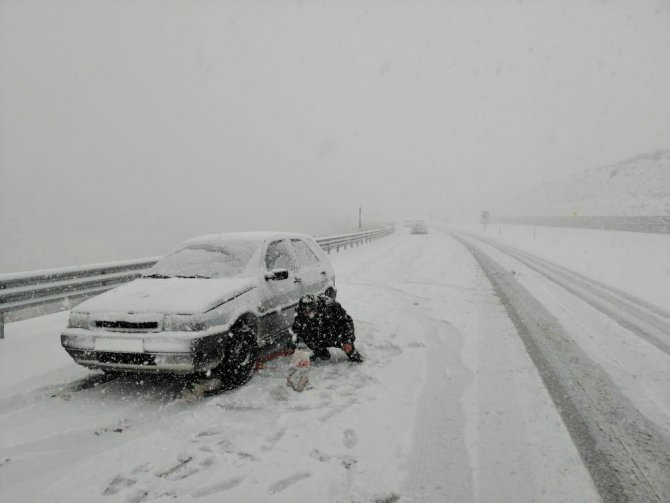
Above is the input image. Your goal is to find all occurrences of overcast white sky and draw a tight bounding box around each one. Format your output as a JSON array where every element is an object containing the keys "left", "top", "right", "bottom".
[{"left": 1, "top": 0, "right": 669, "bottom": 271}]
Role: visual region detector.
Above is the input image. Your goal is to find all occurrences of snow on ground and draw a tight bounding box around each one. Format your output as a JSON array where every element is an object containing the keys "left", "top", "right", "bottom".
[
  {"left": 500, "top": 150, "right": 670, "bottom": 217},
  {"left": 470, "top": 237, "right": 670, "bottom": 437},
  {"left": 1, "top": 229, "right": 601, "bottom": 502},
  {"left": 0, "top": 311, "right": 89, "bottom": 398},
  {"left": 457, "top": 222, "right": 670, "bottom": 311},
  {"left": 452, "top": 223, "right": 670, "bottom": 441}
]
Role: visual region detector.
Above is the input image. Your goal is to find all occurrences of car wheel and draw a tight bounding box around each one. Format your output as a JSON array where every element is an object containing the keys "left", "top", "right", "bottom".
[
  {"left": 325, "top": 287, "right": 336, "bottom": 300},
  {"left": 214, "top": 316, "right": 258, "bottom": 387}
]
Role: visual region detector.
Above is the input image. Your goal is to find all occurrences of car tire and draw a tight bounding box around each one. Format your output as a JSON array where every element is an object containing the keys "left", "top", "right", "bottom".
[
  {"left": 214, "top": 316, "right": 258, "bottom": 387},
  {"left": 325, "top": 287, "right": 336, "bottom": 300}
]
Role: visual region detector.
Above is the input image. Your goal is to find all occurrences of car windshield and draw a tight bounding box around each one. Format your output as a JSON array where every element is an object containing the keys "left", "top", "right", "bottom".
[{"left": 146, "top": 241, "right": 260, "bottom": 279}]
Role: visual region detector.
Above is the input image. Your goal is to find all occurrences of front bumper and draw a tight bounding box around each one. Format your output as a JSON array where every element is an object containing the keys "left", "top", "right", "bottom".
[{"left": 61, "top": 329, "right": 229, "bottom": 374}]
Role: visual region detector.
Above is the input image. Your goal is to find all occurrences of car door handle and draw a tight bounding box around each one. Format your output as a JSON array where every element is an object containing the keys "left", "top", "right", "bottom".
[
  {"left": 294, "top": 277, "right": 302, "bottom": 283},
  {"left": 320, "top": 271, "right": 327, "bottom": 276}
]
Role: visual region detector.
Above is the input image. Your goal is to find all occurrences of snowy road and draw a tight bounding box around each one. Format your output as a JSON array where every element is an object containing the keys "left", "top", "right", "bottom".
[
  {"left": 459, "top": 232, "right": 670, "bottom": 356},
  {"left": 2, "top": 227, "right": 668, "bottom": 502},
  {"left": 452, "top": 232, "right": 670, "bottom": 503}
]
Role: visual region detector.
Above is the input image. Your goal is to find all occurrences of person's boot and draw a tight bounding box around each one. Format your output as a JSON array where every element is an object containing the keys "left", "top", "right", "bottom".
[{"left": 310, "top": 348, "right": 331, "bottom": 362}]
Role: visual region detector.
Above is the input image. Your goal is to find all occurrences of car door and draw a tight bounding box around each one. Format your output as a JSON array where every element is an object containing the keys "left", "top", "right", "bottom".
[
  {"left": 290, "top": 238, "right": 327, "bottom": 294},
  {"left": 257, "top": 239, "right": 304, "bottom": 344}
]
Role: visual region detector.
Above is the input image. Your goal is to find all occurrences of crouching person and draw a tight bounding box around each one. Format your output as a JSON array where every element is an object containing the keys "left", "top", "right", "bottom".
[{"left": 291, "top": 293, "right": 364, "bottom": 363}]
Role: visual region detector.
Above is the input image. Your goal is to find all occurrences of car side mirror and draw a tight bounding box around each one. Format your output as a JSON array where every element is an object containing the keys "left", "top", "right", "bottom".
[{"left": 265, "top": 268, "right": 289, "bottom": 281}]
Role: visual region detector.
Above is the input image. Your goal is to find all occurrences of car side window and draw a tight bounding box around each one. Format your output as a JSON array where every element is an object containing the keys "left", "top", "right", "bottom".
[
  {"left": 291, "top": 239, "right": 320, "bottom": 267},
  {"left": 265, "top": 240, "right": 297, "bottom": 272}
]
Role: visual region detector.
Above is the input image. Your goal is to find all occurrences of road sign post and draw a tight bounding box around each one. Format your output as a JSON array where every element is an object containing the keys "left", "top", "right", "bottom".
[{"left": 480, "top": 210, "right": 490, "bottom": 232}]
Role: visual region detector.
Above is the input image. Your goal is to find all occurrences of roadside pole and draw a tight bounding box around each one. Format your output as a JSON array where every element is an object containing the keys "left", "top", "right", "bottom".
[{"left": 481, "top": 210, "right": 490, "bottom": 232}]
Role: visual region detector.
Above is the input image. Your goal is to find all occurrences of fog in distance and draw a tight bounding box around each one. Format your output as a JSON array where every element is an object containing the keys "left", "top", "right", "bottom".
[{"left": 1, "top": 1, "right": 669, "bottom": 272}]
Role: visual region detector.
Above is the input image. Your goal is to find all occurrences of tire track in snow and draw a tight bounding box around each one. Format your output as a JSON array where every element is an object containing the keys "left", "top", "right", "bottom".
[
  {"left": 403, "top": 315, "right": 474, "bottom": 502},
  {"left": 463, "top": 232, "right": 670, "bottom": 356},
  {"left": 452, "top": 233, "right": 670, "bottom": 503},
  {"left": 379, "top": 283, "right": 474, "bottom": 502},
  {"left": 337, "top": 232, "right": 476, "bottom": 501}
]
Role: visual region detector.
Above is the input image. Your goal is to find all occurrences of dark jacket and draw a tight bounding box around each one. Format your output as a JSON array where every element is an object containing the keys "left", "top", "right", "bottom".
[{"left": 292, "top": 295, "right": 355, "bottom": 349}]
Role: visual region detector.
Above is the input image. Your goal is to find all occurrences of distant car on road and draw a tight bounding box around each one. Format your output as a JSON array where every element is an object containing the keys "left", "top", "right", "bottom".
[
  {"left": 61, "top": 232, "right": 337, "bottom": 385},
  {"left": 411, "top": 221, "right": 428, "bottom": 234}
]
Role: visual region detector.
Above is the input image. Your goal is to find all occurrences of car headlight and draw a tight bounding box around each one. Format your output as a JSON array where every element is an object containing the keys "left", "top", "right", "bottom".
[
  {"left": 163, "top": 315, "right": 207, "bottom": 332},
  {"left": 68, "top": 311, "right": 90, "bottom": 329},
  {"left": 61, "top": 333, "right": 95, "bottom": 349}
]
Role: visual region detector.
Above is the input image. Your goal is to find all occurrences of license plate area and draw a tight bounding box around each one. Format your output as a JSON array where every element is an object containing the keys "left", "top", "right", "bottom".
[{"left": 95, "top": 337, "right": 144, "bottom": 353}]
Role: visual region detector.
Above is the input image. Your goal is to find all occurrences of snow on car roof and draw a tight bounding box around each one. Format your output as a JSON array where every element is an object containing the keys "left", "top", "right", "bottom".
[{"left": 177, "top": 231, "right": 314, "bottom": 247}]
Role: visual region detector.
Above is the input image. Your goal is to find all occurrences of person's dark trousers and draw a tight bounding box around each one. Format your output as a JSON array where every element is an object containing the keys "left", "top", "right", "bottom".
[{"left": 309, "top": 347, "right": 331, "bottom": 361}]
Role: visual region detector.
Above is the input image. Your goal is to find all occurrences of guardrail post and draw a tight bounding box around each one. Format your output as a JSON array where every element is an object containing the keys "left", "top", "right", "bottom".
[{"left": 0, "top": 313, "right": 4, "bottom": 339}]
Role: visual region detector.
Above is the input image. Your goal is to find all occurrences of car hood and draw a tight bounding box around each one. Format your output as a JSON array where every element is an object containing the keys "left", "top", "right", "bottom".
[{"left": 76, "top": 277, "right": 257, "bottom": 315}]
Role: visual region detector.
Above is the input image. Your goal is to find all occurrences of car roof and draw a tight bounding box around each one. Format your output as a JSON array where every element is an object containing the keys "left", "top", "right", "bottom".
[{"left": 178, "top": 232, "right": 314, "bottom": 248}]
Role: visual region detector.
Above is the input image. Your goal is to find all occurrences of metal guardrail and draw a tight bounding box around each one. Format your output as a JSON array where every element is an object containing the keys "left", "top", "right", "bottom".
[
  {"left": 492, "top": 216, "right": 670, "bottom": 234},
  {"left": 0, "top": 227, "right": 395, "bottom": 338},
  {"left": 316, "top": 226, "right": 395, "bottom": 254}
]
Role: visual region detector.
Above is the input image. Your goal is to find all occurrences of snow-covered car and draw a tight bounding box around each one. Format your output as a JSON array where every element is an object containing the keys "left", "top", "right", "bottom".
[{"left": 61, "top": 232, "right": 336, "bottom": 384}]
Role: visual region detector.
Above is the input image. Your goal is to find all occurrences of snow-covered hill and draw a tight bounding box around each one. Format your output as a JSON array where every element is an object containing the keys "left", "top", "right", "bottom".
[{"left": 503, "top": 150, "right": 670, "bottom": 217}]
